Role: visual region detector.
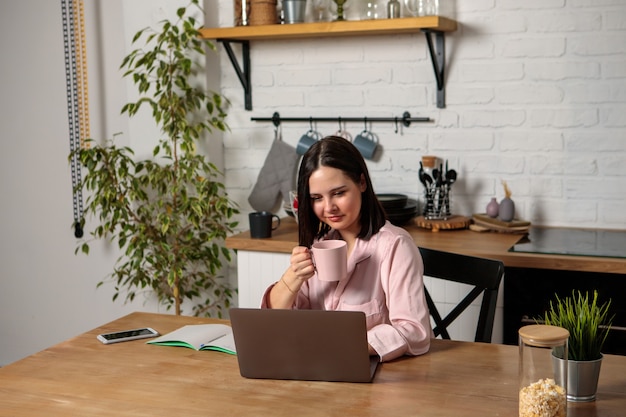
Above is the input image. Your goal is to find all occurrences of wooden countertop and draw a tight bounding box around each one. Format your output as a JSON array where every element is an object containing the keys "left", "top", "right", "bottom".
[{"left": 226, "top": 217, "right": 626, "bottom": 274}]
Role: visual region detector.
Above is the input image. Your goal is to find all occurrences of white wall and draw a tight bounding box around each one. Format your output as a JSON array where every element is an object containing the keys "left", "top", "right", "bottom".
[
  {"left": 1, "top": 0, "right": 625, "bottom": 365},
  {"left": 218, "top": 0, "right": 626, "bottom": 231},
  {"left": 0, "top": 0, "right": 181, "bottom": 366}
]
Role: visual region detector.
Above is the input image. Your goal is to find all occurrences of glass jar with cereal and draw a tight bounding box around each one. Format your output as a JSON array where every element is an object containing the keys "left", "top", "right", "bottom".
[{"left": 519, "top": 324, "right": 569, "bottom": 417}]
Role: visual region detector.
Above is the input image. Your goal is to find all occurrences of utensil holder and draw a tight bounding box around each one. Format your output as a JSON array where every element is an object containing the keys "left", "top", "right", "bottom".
[{"left": 423, "top": 184, "right": 450, "bottom": 220}]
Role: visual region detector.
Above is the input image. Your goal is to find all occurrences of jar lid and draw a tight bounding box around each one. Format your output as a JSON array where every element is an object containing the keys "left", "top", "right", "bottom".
[{"left": 518, "top": 324, "right": 569, "bottom": 347}]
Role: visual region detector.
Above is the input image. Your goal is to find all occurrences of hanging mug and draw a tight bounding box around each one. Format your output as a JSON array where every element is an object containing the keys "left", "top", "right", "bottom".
[
  {"left": 334, "top": 129, "right": 352, "bottom": 141},
  {"left": 296, "top": 129, "right": 322, "bottom": 155},
  {"left": 353, "top": 129, "right": 379, "bottom": 160},
  {"left": 334, "top": 119, "right": 352, "bottom": 141}
]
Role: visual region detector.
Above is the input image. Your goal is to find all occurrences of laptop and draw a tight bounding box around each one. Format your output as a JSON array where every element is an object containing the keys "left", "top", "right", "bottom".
[{"left": 229, "top": 308, "right": 379, "bottom": 383}]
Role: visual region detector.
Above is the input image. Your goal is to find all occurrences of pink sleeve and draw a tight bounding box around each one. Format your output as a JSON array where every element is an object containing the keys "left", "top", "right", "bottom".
[
  {"left": 260, "top": 284, "right": 275, "bottom": 308},
  {"left": 368, "top": 235, "right": 432, "bottom": 362}
]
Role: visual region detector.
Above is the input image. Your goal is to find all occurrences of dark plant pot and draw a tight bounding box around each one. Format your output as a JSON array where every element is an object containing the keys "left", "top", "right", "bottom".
[{"left": 552, "top": 354, "right": 603, "bottom": 402}]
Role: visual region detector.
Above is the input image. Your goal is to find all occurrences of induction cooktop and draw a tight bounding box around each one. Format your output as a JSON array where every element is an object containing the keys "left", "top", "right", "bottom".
[{"left": 510, "top": 227, "right": 626, "bottom": 259}]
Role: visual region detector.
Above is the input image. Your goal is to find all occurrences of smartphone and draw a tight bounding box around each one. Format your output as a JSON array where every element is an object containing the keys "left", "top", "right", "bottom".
[{"left": 97, "top": 327, "right": 159, "bottom": 344}]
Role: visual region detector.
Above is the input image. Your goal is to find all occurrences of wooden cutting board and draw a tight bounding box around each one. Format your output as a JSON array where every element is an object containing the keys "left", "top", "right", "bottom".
[
  {"left": 472, "top": 213, "right": 531, "bottom": 228},
  {"left": 471, "top": 213, "right": 531, "bottom": 234},
  {"left": 414, "top": 215, "right": 471, "bottom": 232}
]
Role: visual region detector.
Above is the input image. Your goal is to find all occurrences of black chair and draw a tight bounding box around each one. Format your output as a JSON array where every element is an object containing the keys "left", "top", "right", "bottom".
[{"left": 419, "top": 247, "right": 505, "bottom": 343}]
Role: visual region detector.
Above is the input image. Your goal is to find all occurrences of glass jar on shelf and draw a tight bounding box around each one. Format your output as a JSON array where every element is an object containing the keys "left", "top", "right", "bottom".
[
  {"left": 404, "top": 0, "right": 438, "bottom": 17},
  {"left": 234, "top": 0, "right": 251, "bottom": 25},
  {"left": 387, "top": 0, "right": 400, "bottom": 18},
  {"left": 349, "top": 0, "right": 386, "bottom": 20},
  {"left": 306, "top": 0, "right": 331, "bottom": 22}
]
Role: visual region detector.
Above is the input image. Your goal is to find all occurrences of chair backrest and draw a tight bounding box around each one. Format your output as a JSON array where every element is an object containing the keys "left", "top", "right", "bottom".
[{"left": 419, "top": 247, "right": 505, "bottom": 343}]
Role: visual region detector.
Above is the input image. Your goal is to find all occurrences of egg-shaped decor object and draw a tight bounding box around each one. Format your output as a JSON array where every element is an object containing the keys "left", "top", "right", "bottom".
[
  {"left": 486, "top": 198, "right": 499, "bottom": 218},
  {"left": 499, "top": 197, "right": 515, "bottom": 222}
]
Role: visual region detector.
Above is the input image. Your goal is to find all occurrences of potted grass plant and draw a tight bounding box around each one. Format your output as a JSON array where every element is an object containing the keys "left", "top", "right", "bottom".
[
  {"left": 542, "top": 290, "right": 613, "bottom": 402},
  {"left": 72, "top": 0, "right": 238, "bottom": 317}
]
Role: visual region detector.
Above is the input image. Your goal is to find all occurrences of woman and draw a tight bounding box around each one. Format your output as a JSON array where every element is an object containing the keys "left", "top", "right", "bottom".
[{"left": 261, "top": 136, "right": 431, "bottom": 362}]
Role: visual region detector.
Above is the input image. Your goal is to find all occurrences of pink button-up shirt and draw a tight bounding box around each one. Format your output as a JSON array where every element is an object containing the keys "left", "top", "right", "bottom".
[{"left": 262, "top": 221, "right": 432, "bottom": 362}]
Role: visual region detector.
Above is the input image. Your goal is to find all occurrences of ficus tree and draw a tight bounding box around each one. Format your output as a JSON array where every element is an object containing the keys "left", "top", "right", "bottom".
[{"left": 72, "top": 0, "right": 238, "bottom": 317}]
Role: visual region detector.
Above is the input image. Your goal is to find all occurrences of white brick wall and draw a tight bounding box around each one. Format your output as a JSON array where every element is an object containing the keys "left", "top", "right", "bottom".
[{"left": 214, "top": 0, "right": 626, "bottom": 231}]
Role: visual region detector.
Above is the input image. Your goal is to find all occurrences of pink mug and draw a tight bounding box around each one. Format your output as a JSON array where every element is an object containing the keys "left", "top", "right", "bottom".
[{"left": 311, "top": 240, "right": 347, "bottom": 282}]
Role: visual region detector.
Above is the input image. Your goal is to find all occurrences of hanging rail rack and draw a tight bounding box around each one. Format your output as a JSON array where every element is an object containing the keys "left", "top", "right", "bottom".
[{"left": 251, "top": 111, "right": 430, "bottom": 131}]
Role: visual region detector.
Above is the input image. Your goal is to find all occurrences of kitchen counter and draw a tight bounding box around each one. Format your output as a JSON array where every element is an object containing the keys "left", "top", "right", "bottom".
[
  {"left": 226, "top": 217, "right": 626, "bottom": 346},
  {"left": 225, "top": 217, "right": 626, "bottom": 274}
]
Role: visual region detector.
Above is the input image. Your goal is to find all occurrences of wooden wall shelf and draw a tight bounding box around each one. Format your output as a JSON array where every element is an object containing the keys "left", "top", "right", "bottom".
[
  {"left": 199, "top": 16, "right": 457, "bottom": 40},
  {"left": 200, "top": 17, "right": 458, "bottom": 110}
]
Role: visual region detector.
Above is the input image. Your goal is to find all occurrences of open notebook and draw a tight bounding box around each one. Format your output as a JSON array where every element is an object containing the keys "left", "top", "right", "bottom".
[{"left": 229, "top": 308, "right": 379, "bottom": 383}]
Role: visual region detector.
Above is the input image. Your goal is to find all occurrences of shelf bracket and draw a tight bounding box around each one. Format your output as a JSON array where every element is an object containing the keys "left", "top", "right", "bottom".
[
  {"left": 217, "top": 29, "right": 448, "bottom": 110},
  {"left": 422, "top": 29, "right": 446, "bottom": 109},
  {"left": 219, "top": 39, "right": 252, "bottom": 110}
]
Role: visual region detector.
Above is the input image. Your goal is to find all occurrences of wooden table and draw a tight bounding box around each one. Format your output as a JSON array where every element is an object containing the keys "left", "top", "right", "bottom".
[
  {"left": 226, "top": 217, "right": 626, "bottom": 274},
  {"left": 1, "top": 312, "right": 624, "bottom": 416}
]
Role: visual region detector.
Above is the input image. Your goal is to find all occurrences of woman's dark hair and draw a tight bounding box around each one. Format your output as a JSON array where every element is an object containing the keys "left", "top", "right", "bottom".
[{"left": 297, "top": 136, "right": 386, "bottom": 247}]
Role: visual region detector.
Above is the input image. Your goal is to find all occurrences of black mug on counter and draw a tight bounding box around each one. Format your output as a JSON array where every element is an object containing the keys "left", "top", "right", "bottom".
[{"left": 249, "top": 211, "right": 281, "bottom": 238}]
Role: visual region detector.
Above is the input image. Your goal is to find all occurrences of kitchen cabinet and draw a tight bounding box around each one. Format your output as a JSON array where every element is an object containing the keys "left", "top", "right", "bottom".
[
  {"left": 504, "top": 267, "right": 626, "bottom": 355},
  {"left": 200, "top": 16, "right": 458, "bottom": 110}
]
